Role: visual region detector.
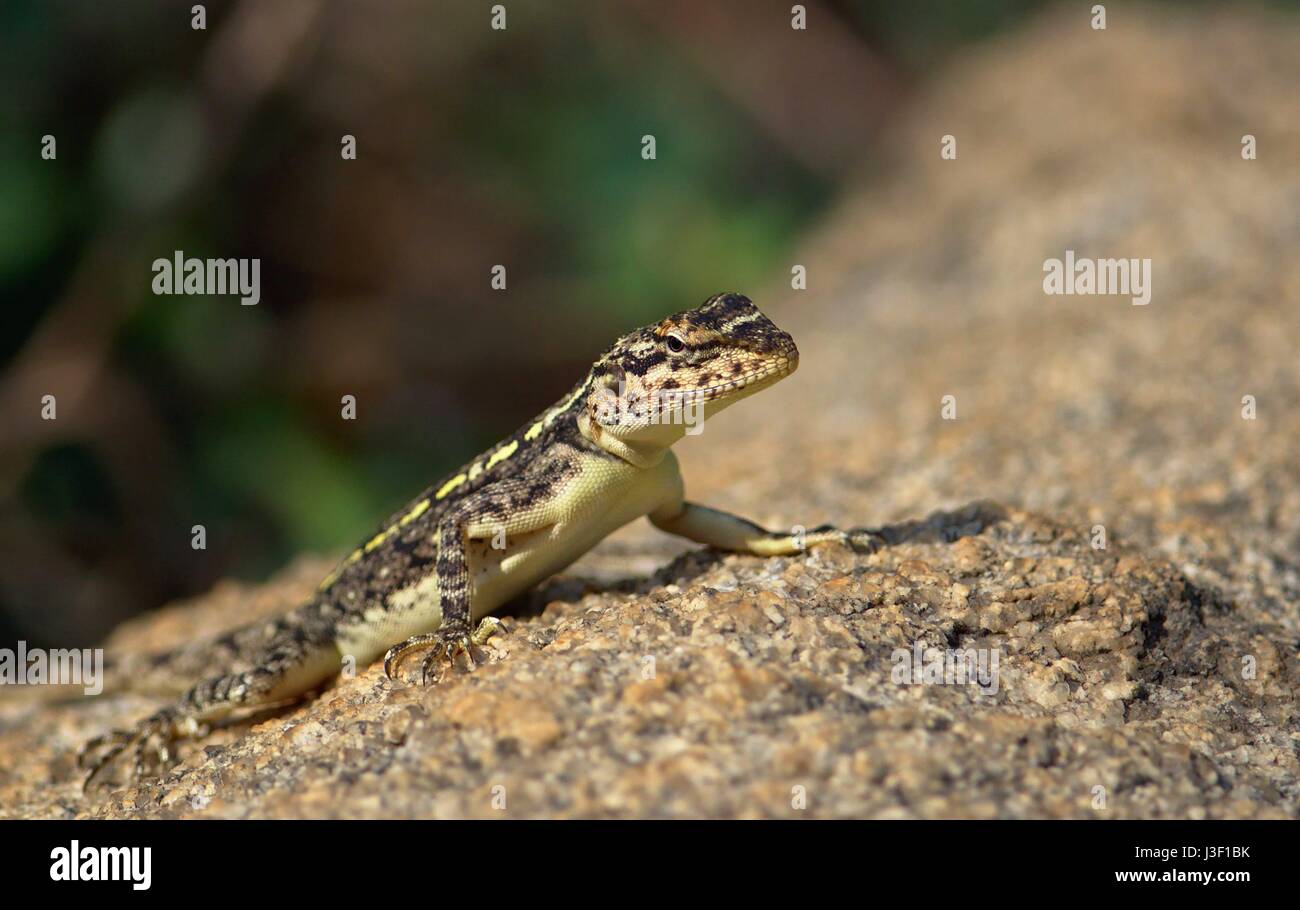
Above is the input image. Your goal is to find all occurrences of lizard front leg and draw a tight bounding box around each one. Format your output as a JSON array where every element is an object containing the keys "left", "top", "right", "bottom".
[
  {"left": 649, "top": 501, "right": 880, "bottom": 555},
  {"left": 383, "top": 478, "right": 542, "bottom": 685}
]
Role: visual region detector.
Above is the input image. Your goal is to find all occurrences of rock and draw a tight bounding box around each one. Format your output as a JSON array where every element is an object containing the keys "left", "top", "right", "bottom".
[{"left": 2, "top": 5, "right": 1298, "bottom": 818}]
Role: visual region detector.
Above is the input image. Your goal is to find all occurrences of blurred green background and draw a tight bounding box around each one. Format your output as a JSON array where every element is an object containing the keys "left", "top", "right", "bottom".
[{"left": 0, "top": 0, "right": 1277, "bottom": 647}]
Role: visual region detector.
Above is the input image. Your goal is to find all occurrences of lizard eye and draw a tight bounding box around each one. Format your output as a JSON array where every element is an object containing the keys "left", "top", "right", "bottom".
[{"left": 664, "top": 334, "right": 686, "bottom": 354}]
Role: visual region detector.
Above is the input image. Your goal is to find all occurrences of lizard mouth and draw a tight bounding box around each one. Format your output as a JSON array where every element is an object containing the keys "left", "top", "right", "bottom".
[
  {"left": 599, "top": 350, "right": 799, "bottom": 434},
  {"left": 660, "top": 352, "right": 799, "bottom": 410}
]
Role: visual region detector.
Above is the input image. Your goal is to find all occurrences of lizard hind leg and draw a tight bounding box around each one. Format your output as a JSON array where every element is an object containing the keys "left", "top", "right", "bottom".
[
  {"left": 384, "top": 616, "right": 506, "bottom": 686},
  {"left": 78, "top": 641, "right": 341, "bottom": 792},
  {"left": 78, "top": 705, "right": 201, "bottom": 791}
]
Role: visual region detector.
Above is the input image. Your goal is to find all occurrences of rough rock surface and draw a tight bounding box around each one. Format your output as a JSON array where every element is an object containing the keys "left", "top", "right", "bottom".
[{"left": 2, "top": 6, "right": 1298, "bottom": 818}]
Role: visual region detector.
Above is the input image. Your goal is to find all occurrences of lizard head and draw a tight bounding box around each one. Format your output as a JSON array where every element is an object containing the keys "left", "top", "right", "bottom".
[{"left": 582, "top": 293, "right": 799, "bottom": 457}]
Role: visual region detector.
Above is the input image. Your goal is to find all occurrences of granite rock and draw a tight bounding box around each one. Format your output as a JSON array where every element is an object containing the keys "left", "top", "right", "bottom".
[{"left": 2, "top": 5, "right": 1298, "bottom": 818}]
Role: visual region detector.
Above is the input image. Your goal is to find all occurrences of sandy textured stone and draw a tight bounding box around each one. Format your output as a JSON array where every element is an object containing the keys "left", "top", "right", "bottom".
[{"left": 2, "top": 6, "right": 1298, "bottom": 818}]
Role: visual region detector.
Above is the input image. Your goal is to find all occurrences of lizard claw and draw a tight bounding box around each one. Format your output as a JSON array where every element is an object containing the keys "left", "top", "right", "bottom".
[
  {"left": 385, "top": 618, "right": 506, "bottom": 686},
  {"left": 78, "top": 708, "right": 193, "bottom": 792}
]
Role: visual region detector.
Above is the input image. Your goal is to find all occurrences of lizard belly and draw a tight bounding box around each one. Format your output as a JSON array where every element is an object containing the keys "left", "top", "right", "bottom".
[
  {"left": 469, "top": 455, "right": 675, "bottom": 616},
  {"left": 337, "top": 455, "right": 677, "bottom": 665}
]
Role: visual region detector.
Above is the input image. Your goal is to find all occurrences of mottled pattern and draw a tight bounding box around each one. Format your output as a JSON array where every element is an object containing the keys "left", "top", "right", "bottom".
[
  {"left": 80, "top": 293, "right": 852, "bottom": 789},
  {"left": 7, "top": 6, "right": 1294, "bottom": 818},
  {"left": 585, "top": 293, "right": 799, "bottom": 432}
]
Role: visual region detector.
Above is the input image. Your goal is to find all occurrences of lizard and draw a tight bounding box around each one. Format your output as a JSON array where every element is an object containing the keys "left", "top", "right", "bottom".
[{"left": 78, "top": 292, "right": 876, "bottom": 789}]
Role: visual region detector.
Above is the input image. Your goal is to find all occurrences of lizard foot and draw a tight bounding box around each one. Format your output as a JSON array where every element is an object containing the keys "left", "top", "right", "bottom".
[
  {"left": 78, "top": 707, "right": 200, "bottom": 792},
  {"left": 807, "top": 524, "right": 884, "bottom": 554},
  {"left": 384, "top": 617, "right": 506, "bottom": 686}
]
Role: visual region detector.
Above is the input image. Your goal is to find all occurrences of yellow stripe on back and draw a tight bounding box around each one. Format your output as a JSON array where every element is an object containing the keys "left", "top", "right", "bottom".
[
  {"left": 436, "top": 473, "right": 468, "bottom": 499},
  {"left": 399, "top": 499, "right": 430, "bottom": 526},
  {"left": 318, "top": 547, "right": 363, "bottom": 590},
  {"left": 486, "top": 439, "right": 519, "bottom": 469},
  {"left": 364, "top": 529, "right": 393, "bottom": 552}
]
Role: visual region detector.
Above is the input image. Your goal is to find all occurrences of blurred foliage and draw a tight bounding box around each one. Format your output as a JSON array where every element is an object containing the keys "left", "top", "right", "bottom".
[{"left": 4, "top": 0, "right": 1277, "bottom": 645}]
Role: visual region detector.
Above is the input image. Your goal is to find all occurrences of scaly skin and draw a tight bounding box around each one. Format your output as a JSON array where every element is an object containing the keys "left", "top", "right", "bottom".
[{"left": 79, "top": 293, "right": 877, "bottom": 789}]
